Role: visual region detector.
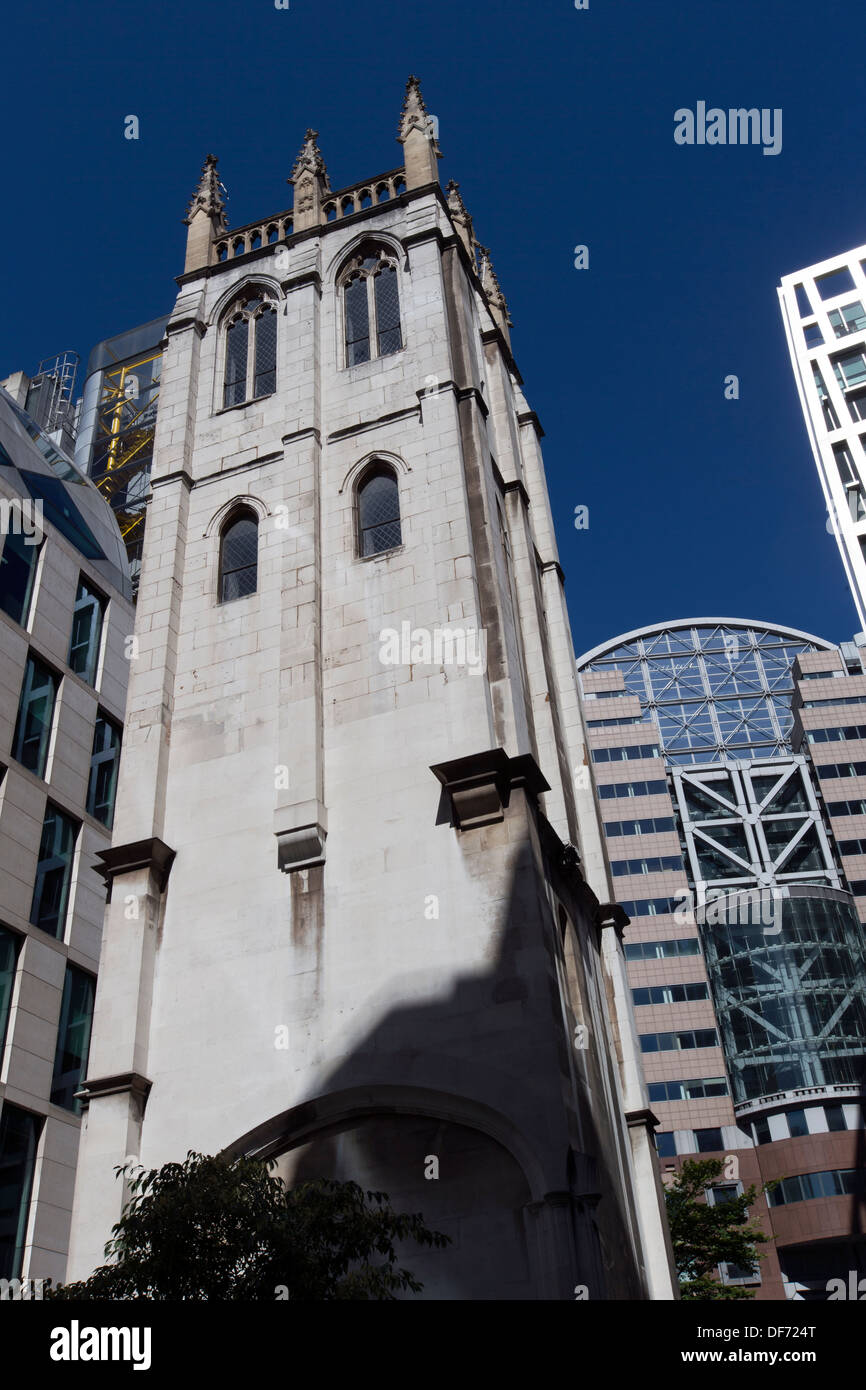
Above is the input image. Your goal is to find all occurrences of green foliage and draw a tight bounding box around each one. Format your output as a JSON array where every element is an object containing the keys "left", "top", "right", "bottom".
[
  {"left": 50, "top": 1151, "right": 450, "bottom": 1301},
  {"left": 664, "top": 1158, "right": 772, "bottom": 1301}
]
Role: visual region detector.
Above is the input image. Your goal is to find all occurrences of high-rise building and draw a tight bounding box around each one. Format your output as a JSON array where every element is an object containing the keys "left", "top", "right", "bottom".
[
  {"left": 73, "top": 317, "right": 170, "bottom": 597},
  {"left": 578, "top": 618, "right": 866, "bottom": 1299},
  {"left": 0, "top": 385, "right": 133, "bottom": 1285},
  {"left": 66, "top": 79, "right": 676, "bottom": 1299},
  {"left": 779, "top": 246, "right": 866, "bottom": 630}
]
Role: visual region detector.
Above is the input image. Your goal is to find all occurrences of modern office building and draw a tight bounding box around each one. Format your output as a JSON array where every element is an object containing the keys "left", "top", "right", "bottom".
[
  {"left": 0, "top": 353, "right": 80, "bottom": 463},
  {"left": 73, "top": 317, "right": 170, "bottom": 597},
  {"left": 0, "top": 385, "right": 133, "bottom": 1285},
  {"left": 65, "top": 77, "right": 678, "bottom": 1300},
  {"left": 779, "top": 245, "right": 866, "bottom": 631},
  {"left": 578, "top": 619, "right": 866, "bottom": 1299}
]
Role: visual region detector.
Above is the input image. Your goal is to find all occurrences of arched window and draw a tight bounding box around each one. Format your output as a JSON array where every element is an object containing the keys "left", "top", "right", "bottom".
[
  {"left": 339, "top": 247, "right": 403, "bottom": 367},
  {"left": 357, "top": 465, "right": 402, "bottom": 556},
  {"left": 219, "top": 510, "right": 258, "bottom": 601},
  {"left": 222, "top": 290, "right": 278, "bottom": 408}
]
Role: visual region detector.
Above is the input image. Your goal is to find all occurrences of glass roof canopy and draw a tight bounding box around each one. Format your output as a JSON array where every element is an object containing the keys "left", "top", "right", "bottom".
[{"left": 577, "top": 619, "right": 836, "bottom": 765}]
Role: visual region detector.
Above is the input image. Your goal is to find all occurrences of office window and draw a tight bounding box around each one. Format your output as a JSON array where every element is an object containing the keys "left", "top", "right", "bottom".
[
  {"left": 803, "top": 695, "right": 866, "bottom": 708},
  {"left": 648, "top": 1078, "right": 727, "bottom": 1103},
  {"left": 632, "top": 981, "right": 708, "bottom": 1006},
  {"left": 357, "top": 465, "right": 402, "bottom": 557},
  {"left": 592, "top": 743, "right": 661, "bottom": 763},
  {"left": 824, "top": 1104, "right": 847, "bottom": 1132},
  {"left": 219, "top": 510, "right": 258, "bottom": 602},
  {"left": 694, "top": 1127, "right": 724, "bottom": 1153},
  {"left": 812, "top": 364, "right": 840, "bottom": 429},
  {"left": 586, "top": 716, "right": 644, "bottom": 728},
  {"left": 640, "top": 1029, "right": 718, "bottom": 1053},
  {"left": 753, "top": 1117, "right": 771, "bottom": 1145},
  {"left": 68, "top": 577, "right": 105, "bottom": 685},
  {"left": 30, "top": 804, "right": 78, "bottom": 938},
  {"left": 787, "top": 1108, "right": 809, "bottom": 1138},
  {"left": 768, "top": 1169, "right": 864, "bottom": 1207},
  {"left": 848, "top": 389, "right": 866, "bottom": 423},
  {"left": 12, "top": 654, "right": 58, "bottom": 777},
  {"left": 817, "top": 761, "right": 866, "bottom": 779},
  {"left": 50, "top": 966, "right": 95, "bottom": 1113},
  {"left": 706, "top": 1183, "right": 739, "bottom": 1207},
  {"left": 0, "top": 927, "right": 20, "bottom": 1055},
  {"left": 619, "top": 898, "right": 684, "bottom": 919},
  {"left": 598, "top": 779, "right": 668, "bottom": 799},
  {"left": 0, "top": 1104, "right": 40, "bottom": 1279},
  {"left": 0, "top": 529, "right": 40, "bottom": 627},
  {"left": 808, "top": 724, "right": 866, "bottom": 742},
  {"left": 829, "top": 301, "right": 866, "bottom": 338},
  {"left": 86, "top": 714, "right": 121, "bottom": 827},
  {"left": 624, "top": 936, "right": 701, "bottom": 960},
  {"left": 655, "top": 1131, "right": 676, "bottom": 1158},
  {"left": 611, "top": 855, "right": 683, "bottom": 877},
  {"left": 803, "top": 322, "right": 823, "bottom": 349},
  {"left": 817, "top": 266, "right": 856, "bottom": 299},
  {"left": 604, "top": 817, "right": 676, "bottom": 837},
  {"left": 828, "top": 799, "right": 866, "bottom": 816}
]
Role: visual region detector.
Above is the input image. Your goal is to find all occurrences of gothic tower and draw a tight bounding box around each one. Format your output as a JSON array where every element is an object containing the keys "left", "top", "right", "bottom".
[{"left": 67, "top": 79, "right": 676, "bottom": 1299}]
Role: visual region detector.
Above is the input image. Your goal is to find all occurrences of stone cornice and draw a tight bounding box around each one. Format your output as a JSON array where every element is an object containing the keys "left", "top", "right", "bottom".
[
  {"left": 431, "top": 748, "right": 549, "bottom": 830},
  {"left": 327, "top": 404, "right": 421, "bottom": 443},
  {"left": 76, "top": 1071, "right": 153, "bottom": 1104},
  {"left": 95, "top": 837, "right": 176, "bottom": 892}
]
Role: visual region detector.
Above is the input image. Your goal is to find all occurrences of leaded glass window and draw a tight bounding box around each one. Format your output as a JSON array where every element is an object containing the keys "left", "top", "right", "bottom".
[
  {"left": 358, "top": 468, "right": 401, "bottom": 556},
  {"left": 340, "top": 248, "right": 403, "bottom": 367},
  {"left": 222, "top": 291, "right": 278, "bottom": 407},
  {"left": 345, "top": 277, "right": 371, "bottom": 365},
  {"left": 224, "top": 317, "right": 248, "bottom": 407},
  {"left": 374, "top": 265, "right": 402, "bottom": 356},
  {"left": 253, "top": 305, "right": 277, "bottom": 397},
  {"left": 219, "top": 511, "right": 258, "bottom": 601}
]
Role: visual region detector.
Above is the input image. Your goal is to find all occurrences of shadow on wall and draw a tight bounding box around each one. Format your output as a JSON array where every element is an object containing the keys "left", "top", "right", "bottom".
[{"left": 226, "top": 817, "right": 648, "bottom": 1301}]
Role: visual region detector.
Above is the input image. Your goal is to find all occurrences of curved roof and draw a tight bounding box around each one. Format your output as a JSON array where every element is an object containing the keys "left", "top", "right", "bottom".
[
  {"left": 577, "top": 618, "right": 835, "bottom": 669},
  {"left": 0, "top": 386, "right": 132, "bottom": 601},
  {"left": 577, "top": 618, "right": 836, "bottom": 765}
]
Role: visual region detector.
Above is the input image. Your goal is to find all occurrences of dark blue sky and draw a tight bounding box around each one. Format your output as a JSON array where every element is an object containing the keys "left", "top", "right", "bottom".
[{"left": 3, "top": 0, "right": 865, "bottom": 652}]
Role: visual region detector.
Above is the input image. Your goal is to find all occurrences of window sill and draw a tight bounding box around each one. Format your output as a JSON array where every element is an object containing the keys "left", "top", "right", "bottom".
[
  {"left": 341, "top": 347, "right": 405, "bottom": 377},
  {"left": 358, "top": 544, "right": 405, "bottom": 564},
  {"left": 214, "top": 392, "right": 275, "bottom": 417}
]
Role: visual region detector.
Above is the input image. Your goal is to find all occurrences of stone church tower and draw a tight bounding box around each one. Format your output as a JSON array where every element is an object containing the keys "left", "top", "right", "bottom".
[{"left": 67, "top": 79, "right": 676, "bottom": 1299}]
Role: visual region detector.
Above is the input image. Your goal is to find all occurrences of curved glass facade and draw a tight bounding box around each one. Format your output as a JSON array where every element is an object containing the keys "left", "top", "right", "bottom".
[
  {"left": 577, "top": 620, "right": 834, "bottom": 764},
  {"left": 702, "top": 887, "right": 866, "bottom": 1104}
]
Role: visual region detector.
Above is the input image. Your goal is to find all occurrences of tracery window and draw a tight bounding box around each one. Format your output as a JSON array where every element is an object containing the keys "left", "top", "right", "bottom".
[
  {"left": 340, "top": 248, "right": 403, "bottom": 367},
  {"left": 222, "top": 290, "right": 278, "bottom": 407}
]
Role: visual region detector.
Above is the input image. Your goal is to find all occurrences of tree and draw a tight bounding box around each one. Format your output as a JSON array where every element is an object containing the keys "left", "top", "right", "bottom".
[
  {"left": 664, "top": 1158, "right": 772, "bottom": 1300},
  {"left": 51, "top": 1151, "right": 450, "bottom": 1301}
]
